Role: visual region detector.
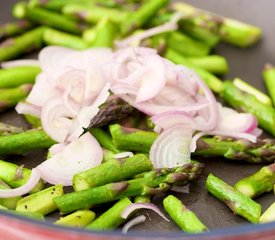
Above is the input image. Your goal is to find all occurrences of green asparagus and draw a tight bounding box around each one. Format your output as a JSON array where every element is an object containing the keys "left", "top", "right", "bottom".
[
  {"left": 222, "top": 81, "right": 275, "bottom": 136},
  {"left": 260, "top": 202, "right": 275, "bottom": 223},
  {"left": 0, "top": 180, "right": 22, "bottom": 210},
  {"left": 13, "top": 2, "right": 86, "bottom": 35},
  {"left": 0, "top": 160, "right": 43, "bottom": 193},
  {"left": 54, "top": 162, "right": 204, "bottom": 214},
  {"left": 234, "top": 163, "right": 275, "bottom": 198},
  {"left": 0, "top": 66, "right": 41, "bottom": 88},
  {"left": 163, "top": 195, "right": 207, "bottom": 233},
  {"left": 0, "top": 20, "right": 35, "bottom": 41},
  {"left": 55, "top": 210, "right": 95, "bottom": 227},
  {"left": 73, "top": 154, "right": 153, "bottom": 191},
  {"left": 87, "top": 198, "right": 132, "bottom": 230},
  {"left": 16, "top": 185, "right": 63, "bottom": 215},
  {"left": 0, "top": 122, "right": 23, "bottom": 136},
  {"left": 263, "top": 64, "right": 275, "bottom": 106},
  {"left": 206, "top": 173, "right": 261, "bottom": 223},
  {"left": 134, "top": 195, "right": 151, "bottom": 203},
  {"left": 0, "top": 26, "right": 46, "bottom": 61}
]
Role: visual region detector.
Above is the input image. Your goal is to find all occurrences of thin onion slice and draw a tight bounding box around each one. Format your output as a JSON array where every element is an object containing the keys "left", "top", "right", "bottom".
[
  {"left": 121, "top": 203, "right": 169, "bottom": 222},
  {"left": 1, "top": 59, "right": 40, "bottom": 68},
  {"left": 149, "top": 125, "right": 192, "bottom": 168},
  {"left": 37, "top": 132, "right": 103, "bottom": 186},
  {"left": 113, "top": 152, "right": 134, "bottom": 159},
  {"left": 15, "top": 102, "right": 41, "bottom": 117},
  {"left": 122, "top": 215, "right": 146, "bottom": 234},
  {"left": 0, "top": 168, "right": 41, "bottom": 198}
]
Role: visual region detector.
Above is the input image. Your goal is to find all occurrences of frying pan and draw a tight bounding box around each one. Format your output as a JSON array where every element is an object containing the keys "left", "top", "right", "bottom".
[{"left": 1, "top": 0, "right": 275, "bottom": 239}]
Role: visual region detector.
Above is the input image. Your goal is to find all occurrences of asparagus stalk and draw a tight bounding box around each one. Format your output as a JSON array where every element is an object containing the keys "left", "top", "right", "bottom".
[
  {"left": 120, "top": 0, "right": 169, "bottom": 36},
  {"left": 109, "top": 124, "right": 157, "bottom": 153},
  {"left": 16, "top": 185, "right": 63, "bottom": 215},
  {"left": 73, "top": 154, "right": 153, "bottom": 191},
  {"left": 0, "top": 84, "right": 33, "bottom": 111},
  {"left": 134, "top": 195, "right": 151, "bottom": 203},
  {"left": 263, "top": 64, "right": 275, "bottom": 106},
  {"left": 13, "top": 2, "right": 86, "bottom": 35},
  {"left": 0, "top": 26, "right": 46, "bottom": 61},
  {"left": 0, "top": 204, "right": 8, "bottom": 210},
  {"left": 43, "top": 28, "right": 89, "bottom": 50},
  {"left": 0, "top": 122, "right": 23, "bottom": 136},
  {"left": 23, "top": 114, "right": 41, "bottom": 128},
  {"left": 0, "top": 66, "right": 41, "bottom": 88},
  {"left": 54, "top": 162, "right": 204, "bottom": 214},
  {"left": 234, "top": 163, "right": 275, "bottom": 198},
  {"left": 90, "top": 18, "right": 118, "bottom": 48},
  {"left": 165, "top": 49, "right": 224, "bottom": 93},
  {"left": 222, "top": 81, "right": 275, "bottom": 136},
  {"left": 62, "top": 4, "right": 129, "bottom": 24},
  {"left": 0, "top": 128, "right": 55, "bottom": 155},
  {"left": 172, "top": 2, "right": 261, "bottom": 48},
  {"left": 206, "top": 173, "right": 261, "bottom": 223},
  {"left": 55, "top": 210, "right": 95, "bottom": 227},
  {"left": 233, "top": 78, "right": 272, "bottom": 106},
  {"left": 167, "top": 31, "right": 210, "bottom": 57},
  {"left": 260, "top": 202, "right": 275, "bottom": 223},
  {"left": 82, "top": 27, "right": 96, "bottom": 45},
  {"left": 87, "top": 198, "right": 132, "bottom": 230},
  {"left": 8, "top": 209, "right": 45, "bottom": 221},
  {"left": 0, "top": 160, "right": 44, "bottom": 193},
  {"left": 194, "top": 136, "right": 275, "bottom": 163},
  {"left": 0, "top": 20, "right": 35, "bottom": 41},
  {"left": 0, "top": 180, "right": 22, "bottom": 210},
  {"left": 163, "top": 195, "right": 207, "bottom": 233}
]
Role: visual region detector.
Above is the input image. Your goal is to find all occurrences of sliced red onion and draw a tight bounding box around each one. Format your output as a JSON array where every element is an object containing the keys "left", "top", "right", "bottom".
[
  {"left": 121, "top": 203, "right": 169, "bottom": 222},
  {"left": 48, "top": 143, "right": 66, "bottom": 155},
  {"left": 41, "top": 97, "right": 75, "bottom": 143},
  {"left": 151, "top": 111, "right": 193, "bottom": 133},
  {"left": 122, "top": 215, "right": 146, "bottom": 234},
  {"left": 15, "top": 102, "right": 41, "bottom": 117},
  {"left": 250, "top": 127, "right": 263, "bottom": 137},
  {"left": 37, "top": 132, "right": 103, "bottom": 186},
  {"left": 0, "top": 168, "right": 41, "bottom": 198},
  {"left": 1, "top": 59, "right": 40, "bottom": 68},
  {"left": 149, "top": 125, "right": 192, "bottom": 168},
  {"left": 113, "top": 152, "right": 134, "bottom": 159}
]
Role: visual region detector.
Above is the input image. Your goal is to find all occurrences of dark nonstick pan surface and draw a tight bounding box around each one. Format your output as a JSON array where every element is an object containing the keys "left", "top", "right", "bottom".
[{"left": 1, "top": 0, "right": 275, "bottom": 239}]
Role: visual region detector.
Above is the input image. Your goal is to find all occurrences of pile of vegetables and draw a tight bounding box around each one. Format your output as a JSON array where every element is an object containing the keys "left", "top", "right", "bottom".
[{"left": 1, "top": 0, "right": 275, "bottom": 234}]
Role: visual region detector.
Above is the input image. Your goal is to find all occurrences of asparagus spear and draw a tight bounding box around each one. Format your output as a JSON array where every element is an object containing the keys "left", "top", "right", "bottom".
[
  {"left": 0, "top": 122, "right": 23, "bottom": 136},
  {"left": 165, "top": 48, "right": 224, "bottom": 93},
  {"left": 233, "top": 78, "right": 272, "bottom": 106},
  {"left": 222, "top": 81, "right": 275, "bottom": 136},
  {"left": 0, "top": 20, "right": 35, "bottom": 41},
  {"left": 206, "top": 173, "right": 261, "bottom": 223},
  {"left": 263, "top": 64, "right": 275, "bottom": 106},
  {"left": 10, "top": 210, "right": 45, "bottom": 221},
  {"left": 73, "top": 154, "right": 153, "bottom": 191},
  {"left": 172, "top": 2, "right": 261, "bottom": 48},
  {"left": 0, "top": 160, "right": 44, "bottom": 193},
  {"left": 134, "top": 195, "right": 151, "bottom": 203},
  {"left": 0, "top": 26, "right": 46, "bottom": 61},
  {"left": 43, "top": 28, "right": 89, "bottom": 50},
  {"left": 234, "top": 163, "right": 275, "bottom": 198},
  {"left": 120, "top": 0, "right": 169, "bottom": 36},
  {"left": 0, "top": 66, "right": 41, "bottom": 88},
  {"left": 13, "top": 2, "right": 86, "bottom": 35},
  {"left": 16, "top": 185, "right": 63, "bottom": 215},
  {"left": 87, "top": 198, "right": 132, "bottom": 230},
  {"left": 0, "top": 128, "right": 55, "bottom": 155},
  {"left": 62, "top": 4, "right": 129, "bottom": 24},
  {"left": 90, "top": 18, "right": 118, "bottom": 48},
  {"left": 54, "top": 162, "right": 204, "bottom": 214},
  {"left": 0, "top": 204, "right": 8, "bottom": 210},
  {"left": 167, "top": 31, "right": 210, "bottom": 57},
  {"left": 260, "top": 202, "right": 275, "bottom": 223},
  {"left": 0, "top": 84, "right": 33, "bottom": 111},
  {"left": 90, "top": 128, "right": 119, "bottom": 153},
  {"left": 82, "top": 27, "right": 96, "bottom": 45},
  {"left": 194, "top": 137, "right": 275, "bottom": 163},
  {"left": 163, "top": 195, "right": 207, "bottom": 233},
  {"left": 23, "top": 114, "right": 41, "bottom": 128},
  {"left": 109, "top": 124, "right": 157, "bottom": 153},
  {"left": 55, "top": 210, "right": 95, "bottom": 227},
  {"left": 0, "top": 180, "right": 22, "bottom": 210}
]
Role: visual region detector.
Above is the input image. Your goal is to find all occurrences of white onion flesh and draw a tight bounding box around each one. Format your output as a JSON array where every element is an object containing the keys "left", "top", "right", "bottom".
[
  {"left": 0, "top": 168, "right": 41, "bottom": 198},
  {"left": 1, "top": 59, "right": 40, "bottom": 68},
  {"left": 113, "top": 152, "right": 134, "bottom": 159},
  {"left": 149, "top": 125, "right": 192, "bottom": 168},
  {"left": 122, "top": 215, "right": 146, "bottom": 234},
  {"left": 37, "top": 132, "right": 103, "bottom": 186}
]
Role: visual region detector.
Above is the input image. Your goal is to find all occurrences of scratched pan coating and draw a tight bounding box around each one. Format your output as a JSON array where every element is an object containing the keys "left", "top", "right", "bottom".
[{"left": 1, "top": 0, "right": 275, "bottom": 239}]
